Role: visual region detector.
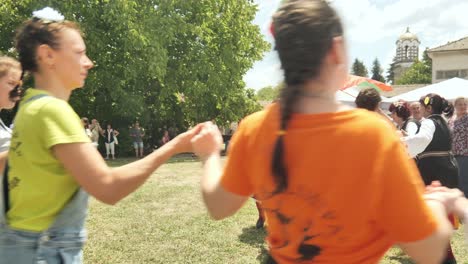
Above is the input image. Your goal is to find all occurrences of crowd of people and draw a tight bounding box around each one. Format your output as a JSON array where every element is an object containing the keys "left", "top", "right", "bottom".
[{"left": 0, "top": 2, "right": 467, "bottom": 264}]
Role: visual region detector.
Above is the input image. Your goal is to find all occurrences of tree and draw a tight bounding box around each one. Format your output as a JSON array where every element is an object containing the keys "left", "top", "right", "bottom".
[
  {"left": 0, "top": 0, "right": 269, "bottom": 153},
  {"left": 386, "top": 56, "right": 397, "bottom": 85},
  {"left": 256, "top": 84, "right": 281, "bottom": 101},
  {"left": 351, "top": 59, "right": 368, "bottom": 77},
  {"left": 370, "top": 58, "right": 385, "bottom": 83},
  {"left": 397, "top": 49, "right": 432, "bottom": 85}
]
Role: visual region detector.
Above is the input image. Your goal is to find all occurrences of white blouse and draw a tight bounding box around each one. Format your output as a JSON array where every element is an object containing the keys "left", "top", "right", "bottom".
[
  {"left": 0, "top": 119, "right": 12, "bottom": 152},
  {"left": 401, "top": 118, "right": 435, "bottom": 158}
]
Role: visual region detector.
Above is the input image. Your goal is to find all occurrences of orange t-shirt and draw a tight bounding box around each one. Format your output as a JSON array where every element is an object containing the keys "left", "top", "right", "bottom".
[{"left": 221, "top": 103, "right": 437, "bottom": 264}]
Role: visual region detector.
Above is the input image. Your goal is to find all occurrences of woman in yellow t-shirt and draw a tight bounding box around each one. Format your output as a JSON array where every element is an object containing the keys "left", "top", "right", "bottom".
[
  {"left": 191, "top": 1, "right": 460, "bottom": 263},
  {"left": 0, "top": 7, "right": 201, "bottom": 263}
]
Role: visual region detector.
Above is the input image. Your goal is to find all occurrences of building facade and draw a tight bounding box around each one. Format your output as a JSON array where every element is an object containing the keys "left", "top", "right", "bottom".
[{"left": 427, "top": 36, "right": 468, "bottom": 83}]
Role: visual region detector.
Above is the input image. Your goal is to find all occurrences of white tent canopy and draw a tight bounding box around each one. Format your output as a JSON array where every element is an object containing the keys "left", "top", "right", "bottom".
[{"left": 388, "top": 78, "right": 468, "bottom": 102}]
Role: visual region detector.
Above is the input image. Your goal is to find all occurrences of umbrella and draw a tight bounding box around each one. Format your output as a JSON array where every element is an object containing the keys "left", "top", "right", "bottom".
[{"left": 341, "top": 75, "right": 393, "bottom": 92}]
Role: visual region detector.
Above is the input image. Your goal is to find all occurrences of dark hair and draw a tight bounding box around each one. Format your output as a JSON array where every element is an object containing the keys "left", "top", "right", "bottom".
[
  {"left": 81, "top": 117, "right": 89, "bottom": 129},
  {"left": 420, "top": 93, "right": 453, "bottom": 115},
  {"left": 15, "top": 18, "right": 81, "bottom": 73},
  {"left": 355, "top": 88, "right": 381, "bottom": 111},
  {"left": 271, "top": 0, "right": 343, "bottom": 194},
  {"left": 388, "top": 100, "right": 411, "bottom": 120}
]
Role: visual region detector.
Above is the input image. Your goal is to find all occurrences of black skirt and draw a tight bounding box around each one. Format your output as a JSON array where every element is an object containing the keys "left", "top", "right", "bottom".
[{"left": 417, "top": 155, "right": 459, "bottom": 188}]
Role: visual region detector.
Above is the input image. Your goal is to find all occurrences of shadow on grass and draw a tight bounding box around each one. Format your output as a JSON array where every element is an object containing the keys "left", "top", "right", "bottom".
[{"left": 238, "top": 226, "right": 270, "bottom": 263}]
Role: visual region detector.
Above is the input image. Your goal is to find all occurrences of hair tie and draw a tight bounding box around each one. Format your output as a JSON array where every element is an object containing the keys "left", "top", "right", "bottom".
[{"left": 277, "top": 130, "right": 286, "bottom": 136}]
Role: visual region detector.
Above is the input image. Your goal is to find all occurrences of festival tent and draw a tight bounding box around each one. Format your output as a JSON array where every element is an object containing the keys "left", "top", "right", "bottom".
[{"left": 389, "top": 78, "right": 468, "bottom": 102}]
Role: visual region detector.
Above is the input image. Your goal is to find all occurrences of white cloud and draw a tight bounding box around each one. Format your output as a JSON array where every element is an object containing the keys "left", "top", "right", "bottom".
[{"left": 245, "top": 0, "right": 468, "bottom": 90}]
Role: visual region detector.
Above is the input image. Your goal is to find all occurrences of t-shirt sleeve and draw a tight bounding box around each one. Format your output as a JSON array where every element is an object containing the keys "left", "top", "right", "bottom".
[
  {"left": 220, "top": 119, "right": 254, "bottom": 197},
  {"left": 40, "top": 100, "right": 91, "bottom": 148},
  {"left": 375, "top": 136, "right": 437, "bottom": 242}
]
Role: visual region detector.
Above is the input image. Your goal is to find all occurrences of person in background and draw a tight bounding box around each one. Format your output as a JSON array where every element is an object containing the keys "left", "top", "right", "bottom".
[
  {"left": 410, "top": 101, "right": 424, "bottom": 121},
  {"left": 130, "top": 121, "right": 145, "bottom": 158},
  {"left": 355, "top": 88, "right": 395, "bottom": 128},
  {"left": 402, "top": 93, "right": 459, "bottom": 264},
  {"left": 448, "top": 97, "right": 468, "bottom": 198},
  {"left": 0, "top": 57, "right": 22, "bottom": 152},
  {"left": 90, "top": 118, "right": 103, "bottom": 148},
  {"left": 81, "top": 117, "right": 92, "bottom": 141},
  {"left": 161, "top": 130, "right": 170, "bottom": 145},
  {"left": 191, "top": 1, "right": 454, "bottom": 263},
  {"left": 103, "top": 123, "right": 119, "bottom": 160},
  {"left": 0, "top": 7, "right": 202, "bottom": 263},
  {"left": 389, "top": 100, "right": 420, "bottom": 137}
]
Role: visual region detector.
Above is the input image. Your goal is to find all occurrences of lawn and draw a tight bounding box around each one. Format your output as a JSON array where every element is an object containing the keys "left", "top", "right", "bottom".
[{"left": 83, "top": 158, "right": 468, "bottom": 264}]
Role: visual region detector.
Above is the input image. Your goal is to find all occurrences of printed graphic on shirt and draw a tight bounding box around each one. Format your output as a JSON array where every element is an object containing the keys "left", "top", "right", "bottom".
[{"left": 257, "top": 188, "right": 344, "bottom": 262}]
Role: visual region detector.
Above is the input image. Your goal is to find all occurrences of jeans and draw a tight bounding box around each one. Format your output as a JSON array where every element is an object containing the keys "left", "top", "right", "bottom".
[{"left": 0, "top": 188, "right": 89, "bottom": 264}]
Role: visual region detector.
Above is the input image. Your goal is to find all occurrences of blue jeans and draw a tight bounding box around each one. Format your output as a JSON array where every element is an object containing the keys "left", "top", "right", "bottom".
[{"left": 0, "top": 188, "right": 89, "bottom": 264}]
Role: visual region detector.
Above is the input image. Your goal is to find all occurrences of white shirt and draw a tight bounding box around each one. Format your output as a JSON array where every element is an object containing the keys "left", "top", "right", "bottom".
[
  {"left": 0, "top": 119, "right": 12, "bottom": 152},
  {"left": 401, "top": 118, "right": 435, "bottom": 158},
  {"left": 405, "top": 121, "right": 419, "bottom": 136}
]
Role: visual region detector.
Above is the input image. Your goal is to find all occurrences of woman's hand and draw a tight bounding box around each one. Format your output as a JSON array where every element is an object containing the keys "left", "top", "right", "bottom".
[
  {"left": 166, "top": 123, "right": 204, "bottom": 154},
  {"left": 425, "top": 181, "right": 466, "bottom": 215},
  {"left": 191, "top": 122, "right": 223, "bottom": 161}
]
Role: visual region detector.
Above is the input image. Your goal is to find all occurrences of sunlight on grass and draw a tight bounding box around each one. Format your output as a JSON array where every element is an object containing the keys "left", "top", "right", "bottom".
[{"left": 84, "top": 159, "right": 468, "bottom": 263}]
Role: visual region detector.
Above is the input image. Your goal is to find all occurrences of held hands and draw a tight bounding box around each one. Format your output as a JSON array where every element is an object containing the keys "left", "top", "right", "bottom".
[
  {"left": 424, "top": 181, "right": 466, "bottom": 216},
  {"left": 169, "top": 123, "right": 204, "bottom": 154},
  {"left": 191, "top": 121, "right": 223, "bottom": 161}
]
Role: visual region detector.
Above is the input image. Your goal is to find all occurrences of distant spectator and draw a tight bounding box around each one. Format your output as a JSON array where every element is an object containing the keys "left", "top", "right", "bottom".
[
  {"left": 103, "top": 123, "right": 119, "bottom": 160},
  {"left": 90, "top": 118, "right": 103, "bottom": 148},
  {"left": 410, "top": 102, "right": 424, "bottom": 121},
  {"left": 130, "top": 121, "right": 145, "bottom": 158},
  {"left": 448, "top": 97, "right": 468, "bottom": 197},
  {"left": 81, "top": 117, "right": 92, "bottom": 140},
  {"left": 161, "top": 130, "right": 170, "bottom": 145}
]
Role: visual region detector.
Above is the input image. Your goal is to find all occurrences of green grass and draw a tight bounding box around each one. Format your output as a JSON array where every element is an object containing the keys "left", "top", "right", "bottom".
[{"left": 84, "top": 158, "right": 468, "bottom": 263}]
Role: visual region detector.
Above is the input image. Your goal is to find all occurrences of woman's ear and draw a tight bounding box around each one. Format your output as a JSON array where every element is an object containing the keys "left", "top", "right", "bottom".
[
  {"left": 36, "top": 44, "right": 56, "bottom": 69},
  {"left": 328, "top": 36, "right": 347, "bottom": 66}
]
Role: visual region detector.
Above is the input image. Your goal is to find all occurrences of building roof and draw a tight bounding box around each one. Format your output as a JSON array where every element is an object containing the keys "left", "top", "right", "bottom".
[
  {"left": 398, "top": 27, "right": 419, "bottom": 42},
  {"left": 428, "top": 36, "right": 468, "bottom": 53},
  {"left": 381, "top": 84, "right": 427, "bottom": 98}
]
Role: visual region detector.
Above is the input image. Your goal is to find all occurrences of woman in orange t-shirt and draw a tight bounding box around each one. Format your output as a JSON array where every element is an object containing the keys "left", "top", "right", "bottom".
[{"left": 191, "top": 1, "right": 458, "bottom": 263}]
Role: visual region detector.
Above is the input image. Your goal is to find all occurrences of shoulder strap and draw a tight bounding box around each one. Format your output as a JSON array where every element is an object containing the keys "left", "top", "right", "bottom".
[
  {"left": 23, "top": 93, "right": 51, "bottom": 104},
  {"left": 3, "top": 93, "right": 51, "bottom": 213}
]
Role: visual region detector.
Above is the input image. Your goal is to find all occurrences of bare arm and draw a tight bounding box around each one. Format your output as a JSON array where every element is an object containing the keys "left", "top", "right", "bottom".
[
  {"left": 399, "top": 200, "right": 452, "bottom": 264},
  {"left": 114, "top": 130, "right": 119, "bottom": 137},
  {"left": 53, "top": 125, "right": 202, "bottom": 205},
  {"left": 0, "top": 151, "right": 7, "bottom": 175},
  {"left": 200, "top": 154, "right": 248, "bottom": 220},
  {"left": 192, "top": 123, "right": 249, "bottom": 220}
]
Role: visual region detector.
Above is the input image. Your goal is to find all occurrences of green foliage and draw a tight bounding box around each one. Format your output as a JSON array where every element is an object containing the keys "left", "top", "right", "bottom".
[
  {"left": 397, "top": 49, "right": 432, "bottom": 85},
  {"left": 386, "top": 56, "right": 397, "bottom": 85},
  {"left": 256, "top": 83, "right": 281, "bottom": 101},
  {"left": 370, "top": 58, "right": 385, "bottom": 83},
  {"left": 0, "top": 0, "right": 269, "bottom": 152},
  {"left": 351, "top": 58, "right": 368, "bottom": 77}
]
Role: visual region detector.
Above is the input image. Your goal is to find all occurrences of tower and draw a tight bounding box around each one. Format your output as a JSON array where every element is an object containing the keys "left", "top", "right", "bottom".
[{"left": 394, "top": 27, "right": 420, "bottom": 83}]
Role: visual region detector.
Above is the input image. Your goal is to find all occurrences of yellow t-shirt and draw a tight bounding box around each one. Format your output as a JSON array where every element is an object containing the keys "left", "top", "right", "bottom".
[{"left": 7, "top": 88, "right": 91, "bottom": 232}]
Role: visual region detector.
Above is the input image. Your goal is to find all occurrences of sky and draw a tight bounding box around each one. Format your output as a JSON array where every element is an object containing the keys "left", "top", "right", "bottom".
[{"left": 244, "top": 0, "right": 468, "bottom": 90}]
